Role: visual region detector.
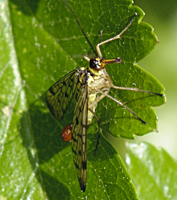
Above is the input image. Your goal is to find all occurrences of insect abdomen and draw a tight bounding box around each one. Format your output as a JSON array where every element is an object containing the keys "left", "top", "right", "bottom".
[{"left": 88, "top": 93, "right": 98, "bottom": 124}]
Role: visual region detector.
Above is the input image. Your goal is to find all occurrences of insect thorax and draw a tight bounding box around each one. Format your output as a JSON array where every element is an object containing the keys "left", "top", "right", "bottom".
[{"left": 87, "top": 67, "right": 111, "bottom": 124}]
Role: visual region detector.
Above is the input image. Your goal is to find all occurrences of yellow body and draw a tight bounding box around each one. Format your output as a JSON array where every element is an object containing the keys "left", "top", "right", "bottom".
[{"left": 87, "top": 67, "right": 111, "bottom": 124}]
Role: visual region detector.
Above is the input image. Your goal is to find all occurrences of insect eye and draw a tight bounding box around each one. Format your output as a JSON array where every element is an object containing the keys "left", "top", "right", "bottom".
[{"left": 90, "top": 58, "right": 100, "bottom": 70}]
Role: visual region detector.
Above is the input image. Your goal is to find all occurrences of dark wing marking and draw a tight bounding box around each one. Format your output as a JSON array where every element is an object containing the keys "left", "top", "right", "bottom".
[
  {"left": 72, "top": 74, "right": 88, "bottom": 192},
  {"left": 46, "top": 69, "right": 79, "bottom": 120}
]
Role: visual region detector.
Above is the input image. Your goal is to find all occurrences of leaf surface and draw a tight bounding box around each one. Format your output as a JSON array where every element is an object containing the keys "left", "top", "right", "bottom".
[
  {"left": 126, "top": 142, "right": 177, "bottom": 200},
  {"left": 0, "top": 0, "right": 165, "bottom": 199}
]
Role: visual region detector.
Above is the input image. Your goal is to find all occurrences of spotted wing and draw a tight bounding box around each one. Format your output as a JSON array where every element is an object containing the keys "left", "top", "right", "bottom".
[
  {"left": 72, "top": 75, "right": 88, "bottom": 192},
  {"left": 46, "top": 69, "right": 79, "bottom": 120}
]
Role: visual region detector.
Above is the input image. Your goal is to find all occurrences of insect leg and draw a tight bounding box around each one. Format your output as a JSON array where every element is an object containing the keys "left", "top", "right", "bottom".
[
  {"left": 94, "top": 88, "right": 147, "bottom": 124},
  {"left": 105, "top": 74, "right": 163, "bottom": 96},
  {"left": 111, "top": 85, "right": 163, "bottom": 96},
  {"left": 96, "top": 13, "right": 137, "bottom": 58}
]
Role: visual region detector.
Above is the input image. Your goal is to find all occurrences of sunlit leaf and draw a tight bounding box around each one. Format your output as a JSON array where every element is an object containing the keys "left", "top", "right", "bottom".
[
  {"left": 0, "top": 0, "right": 165, "bottom": 199},
  {"left": 126, "top": 142, "right": 177, "bottom": 200}
]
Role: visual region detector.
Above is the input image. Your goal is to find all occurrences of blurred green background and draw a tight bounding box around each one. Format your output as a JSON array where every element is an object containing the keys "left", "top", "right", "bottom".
[{"left": 108, "top": 0, "right": 177, "bottom": 159}]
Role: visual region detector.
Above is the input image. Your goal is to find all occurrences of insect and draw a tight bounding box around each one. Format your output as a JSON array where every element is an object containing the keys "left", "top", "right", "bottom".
[{"left": 46, "top": 0, "right": 163, "bottom": 192}]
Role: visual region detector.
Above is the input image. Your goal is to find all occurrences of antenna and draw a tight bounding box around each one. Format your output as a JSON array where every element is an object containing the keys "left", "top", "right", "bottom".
[{"left": 62, "top": 0, "right": 98, "bottom": 56}]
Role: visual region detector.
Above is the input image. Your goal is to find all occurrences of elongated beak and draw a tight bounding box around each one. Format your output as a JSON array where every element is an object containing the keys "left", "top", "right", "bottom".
[{"left": 101, "top": 57, "right": 122, "bottom": 68}]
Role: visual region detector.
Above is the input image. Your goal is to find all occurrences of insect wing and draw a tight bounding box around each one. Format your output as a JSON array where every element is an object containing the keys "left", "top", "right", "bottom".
[
  {"left": 72, "top": 77, "right": 88, "bottom": 192},
  {"left": 46, "top": 69, "right": 79, "bottom": 120}
]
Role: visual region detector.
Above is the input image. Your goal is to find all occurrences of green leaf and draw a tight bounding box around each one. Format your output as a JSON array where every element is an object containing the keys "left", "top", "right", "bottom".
[
  {"left": 0, "top": 0, "right": 165, "bottom": 199},
  {"left": 126, "top": 142, "right": 177, "bottom": 199}
]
